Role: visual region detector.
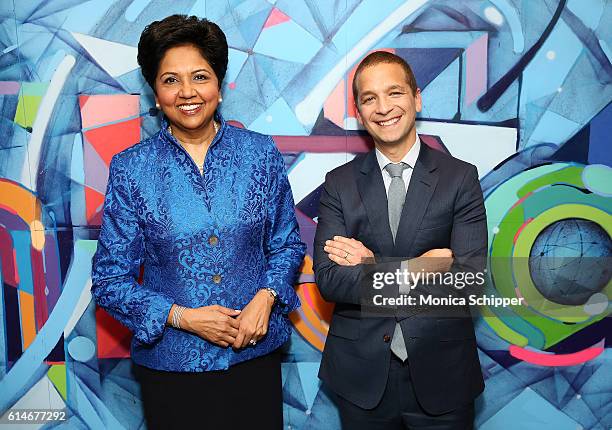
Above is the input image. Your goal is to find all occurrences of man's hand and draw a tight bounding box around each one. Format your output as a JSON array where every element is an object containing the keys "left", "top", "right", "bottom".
[
  {"left": 410, "top": 248, "right": 454, "bottom": 273},
  {"left": 324, "top": 236, "right": 375, "bottom": 266},
  {"left": 232, "top": 289, "right": 275, "bottom": 349}
]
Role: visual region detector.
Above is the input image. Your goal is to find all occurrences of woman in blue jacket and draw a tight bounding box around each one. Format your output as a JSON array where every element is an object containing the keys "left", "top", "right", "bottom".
[{"left": 91, "top": 14, "right": 305, "bottom": 429}]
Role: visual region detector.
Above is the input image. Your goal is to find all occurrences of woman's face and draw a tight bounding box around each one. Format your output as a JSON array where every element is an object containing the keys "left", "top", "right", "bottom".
[{"left": 154, "top": 44, "right": 220, "bottom": 137}]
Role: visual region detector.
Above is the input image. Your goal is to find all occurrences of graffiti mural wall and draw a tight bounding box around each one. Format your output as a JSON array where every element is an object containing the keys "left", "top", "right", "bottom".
[{"left": 0, "top": 0, "right": 610, "bottom": 428}]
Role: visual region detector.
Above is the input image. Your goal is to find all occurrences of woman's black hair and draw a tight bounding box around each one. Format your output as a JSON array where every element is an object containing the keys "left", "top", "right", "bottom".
[{"left": 137, "top": 15, "right": 228, "bottom": 91}]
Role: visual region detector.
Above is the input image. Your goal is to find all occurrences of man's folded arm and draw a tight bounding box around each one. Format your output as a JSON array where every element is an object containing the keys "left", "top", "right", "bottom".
[{"left": 313, "top": 174, "right": 364, "bottom": 304}]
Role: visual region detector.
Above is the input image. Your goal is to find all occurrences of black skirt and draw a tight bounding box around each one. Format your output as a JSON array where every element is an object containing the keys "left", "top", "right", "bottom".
[{"left": 133, "top": 350, "right": 282, "bottom": 429}]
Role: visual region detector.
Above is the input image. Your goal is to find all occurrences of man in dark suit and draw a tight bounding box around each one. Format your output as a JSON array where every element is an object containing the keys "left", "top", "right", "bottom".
[{"left": 314, "top": 51, "right": 487, "bottom": 429}]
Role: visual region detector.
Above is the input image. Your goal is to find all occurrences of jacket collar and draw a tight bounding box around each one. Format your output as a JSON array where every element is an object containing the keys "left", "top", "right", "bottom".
[{"left": 160, "top": 111, "right": 226, "bottom": 148}]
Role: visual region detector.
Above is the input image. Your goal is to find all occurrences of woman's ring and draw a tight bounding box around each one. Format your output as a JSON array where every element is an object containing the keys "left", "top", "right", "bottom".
[{"left": 249, "top": 339, "right": 257, "bottom": 346}]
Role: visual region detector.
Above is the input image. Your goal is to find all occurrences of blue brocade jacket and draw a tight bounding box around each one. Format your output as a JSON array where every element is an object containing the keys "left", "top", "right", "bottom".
[{"left": 91, "top": 114, "right": 305, "bottom": 372}]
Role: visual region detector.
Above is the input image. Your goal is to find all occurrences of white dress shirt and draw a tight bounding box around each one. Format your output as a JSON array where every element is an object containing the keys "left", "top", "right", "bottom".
[
  {"left": 374, "top": 135, "right": 421, "bottom": 197},
  {"left": 374, "top": 135, "right": 421, "bottom": 291}
]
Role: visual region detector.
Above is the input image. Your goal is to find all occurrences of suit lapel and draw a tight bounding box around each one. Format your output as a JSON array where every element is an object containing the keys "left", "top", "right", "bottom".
[
  {"left": 394, "top": 144, "right": 439, "bottom": 257},
  {"left": 356, "top": 152, "right": 395, "bottom": 256}
]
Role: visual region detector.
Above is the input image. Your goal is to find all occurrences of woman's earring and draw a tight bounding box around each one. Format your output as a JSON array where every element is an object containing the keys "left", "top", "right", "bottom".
[
  {"left": 218, "top": 97, "right": 223, "bottom": 103},
  {"left": 155, "top": 103, "right": 160, "bottom": 109}
]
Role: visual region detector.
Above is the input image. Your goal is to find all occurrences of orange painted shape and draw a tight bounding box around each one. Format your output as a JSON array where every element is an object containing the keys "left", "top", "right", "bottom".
[
  {"left": 19, "top": 290, "right": 36, "bottom": 350},
  {"left": 0, "top": 179, "right": 41, "bottom": 225}
]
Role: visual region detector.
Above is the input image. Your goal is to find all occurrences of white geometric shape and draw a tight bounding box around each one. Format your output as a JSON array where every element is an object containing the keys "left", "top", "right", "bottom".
[
  {"left": 415, "top": 120, "right": 517, "bottom": 178},
  {"left": 72, "top": 32, "right": 139, "bottom": 77},
  {"left": 484, "top": 6, "right": 504, "bottom": 26},
  {"left": 288, "top": 153, "right": 356, "bottom": 204},
  {"left": 10, "top": 375, "right": 65, "bottom": 412}
]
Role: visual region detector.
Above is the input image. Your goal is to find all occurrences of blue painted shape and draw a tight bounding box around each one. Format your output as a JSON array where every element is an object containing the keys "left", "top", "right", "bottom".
[
  {"left": 588, "top": 102, "right": 612, "bottom": 166},
  {"left": 551, "top": 126, "right": 590, "bottom": 163},
  {"left": 255, "top": 53, "right": 304, "bottom": 93},
  {"left": 237, "top": 5, "right": 273, "bottom": 49},
  {"left": 479, "top": 387, "right": 580, "bottom": 430},
  {"left": 528, "top": 109, "right": 581, "bottom": 147},
  {"left": 0, "top": 240, "right": 97, "bottom": 412},
  {"left": 420, "top": 57, "right": 459, "bottom": 119},
  {"left": 567, "top": 0, "right": 605, "bottom": 30},
  {"left": 275, "top": 0, "right": 324, "bottom": 41},
  {"left": 395, "top": 48, "right": 462, "bottom": 90},
  {"left": 188, "top": 0, "right": 206, "bottom": 17},
  {"left": 11, "top": 230, "right": 33, "bottom": 295},
  {"left": 226, "top": 48, "right": 249, "bottom": 84},
  {"left": 490, "top": 0, "right": 525, "bottom": 53},
  {"left": 70, "top": 133, "right": 85, "bottom": 185},
  {"left": 61, "top": 0, "right": 114, "bottom": 33},
  {"left": 67, "top": 336, "right": 95, "bottom": 363},
  {"left": 124, "top": 0, "right": 152, "bottom": 22},
  {"left": 408, "top": 3, "right": 495, "bottom": 32},
  {"left": 249, "top": 97, "right": 306, "bottom": 135},
  {"left": 521, "top": 20, "right": 583, "bottom": 104},
  {"left": 253, "top": 20, "right": 322, "bottom": 64},
  {"left": 296, "top": 362, "right": 321, "bottom": 410}
]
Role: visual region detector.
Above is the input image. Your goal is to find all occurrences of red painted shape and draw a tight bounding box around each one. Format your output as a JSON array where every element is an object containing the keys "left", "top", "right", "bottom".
[
  {"left": 84, "top": 117, "right": 141, "bottom": 166},
  {"left": 513, "top": 217, "right": 534, "bottom": 244},
  {"left": 96, "top": 307, "right": 132, "bottom": 359},
  {"left": 85, "top": 186, "right": 105, "bottom": 226},
  {"left": 510, "top": 191, "right": 533, "bottom": 211},
  {"left": 509, "top": 342, "right": 604, "bottom": 366},
  {"left": 264, "top": 8, "right": 291, "bottom": 28},
  {"left": 0, "top": 228, "right": 19, "bottom": 286}
]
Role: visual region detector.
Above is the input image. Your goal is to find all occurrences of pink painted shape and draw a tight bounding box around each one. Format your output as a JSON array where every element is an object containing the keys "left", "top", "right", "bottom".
[
  {"left": 0, "top": 81, "right": 20, "bottom": 95},
  {"left": 509, "top": 340, "right": 605, "bottom": 366},
  {"left": 273, "top": 135, "right": 373, "bottom": 153},
  {"left": 465, "top": 34, "right": 488, "bottom": 106},
  {"left": 323, "top": 78, "right": 346, "bottom": 128},
  {"left": 419, "top": 135, "right": 449, "bottom": 153},
  {"left": 264, "top": 8, "right": 291, "bottom": 28},
  {"left": 79, "top": 94, "right": 139, "bottom": 130},
  {"left": 229, "top": 82, "right": 236, "bottom": 90},
  {"left": 83, "top": 138, "right": 110, "bottom": 193}
]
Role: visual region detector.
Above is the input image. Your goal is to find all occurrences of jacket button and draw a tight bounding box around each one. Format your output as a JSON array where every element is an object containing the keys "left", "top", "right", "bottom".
[
  {"left": 208, "top": 235, "right": 219, "bottom": 246},
  {"left": 212, "top": 274, "right": 222, "bottom": 284},
  {"left": 383, "top": 334, "right": 391, "bottom": 343}
]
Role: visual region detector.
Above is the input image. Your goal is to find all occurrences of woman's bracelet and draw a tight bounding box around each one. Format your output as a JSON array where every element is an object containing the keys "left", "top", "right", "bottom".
[{"left": 171, "top": 305, "right": 187, "bottom": 329}]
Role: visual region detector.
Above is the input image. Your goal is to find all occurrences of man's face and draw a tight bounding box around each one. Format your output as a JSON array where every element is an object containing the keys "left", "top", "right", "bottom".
[{"left": 355, "top": 62, "right": 422, "bottom": 148}]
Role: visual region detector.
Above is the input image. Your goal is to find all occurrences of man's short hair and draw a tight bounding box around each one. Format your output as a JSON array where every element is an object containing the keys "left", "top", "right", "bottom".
[{"left": 352, "top": 51, "right": 418, "bottom": 106}]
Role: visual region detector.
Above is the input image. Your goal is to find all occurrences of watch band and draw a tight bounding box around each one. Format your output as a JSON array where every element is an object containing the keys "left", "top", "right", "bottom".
[{"left": 264, "top": 287, "right": 278, "bottom": 304}]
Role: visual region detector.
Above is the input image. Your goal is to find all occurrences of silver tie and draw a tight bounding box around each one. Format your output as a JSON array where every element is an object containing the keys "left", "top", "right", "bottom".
[{"left": 385, "top": 162, "right": 409, "bottom": 361}]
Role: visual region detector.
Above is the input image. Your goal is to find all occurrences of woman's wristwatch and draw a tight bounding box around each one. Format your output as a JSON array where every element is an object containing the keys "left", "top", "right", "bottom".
[{"left": 263, "top": 287, "right": 278, "bottom": 305}]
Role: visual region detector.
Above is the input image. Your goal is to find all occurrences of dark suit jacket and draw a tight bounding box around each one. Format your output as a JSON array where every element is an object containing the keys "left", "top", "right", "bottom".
[{"left": 314, "top": 142, "right": 487, "bottom": 415}]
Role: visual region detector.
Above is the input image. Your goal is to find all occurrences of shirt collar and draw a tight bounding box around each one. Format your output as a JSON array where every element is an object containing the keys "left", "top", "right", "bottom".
[{"left": 375, "top": 134, "right": 421, "bottom": 172}]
